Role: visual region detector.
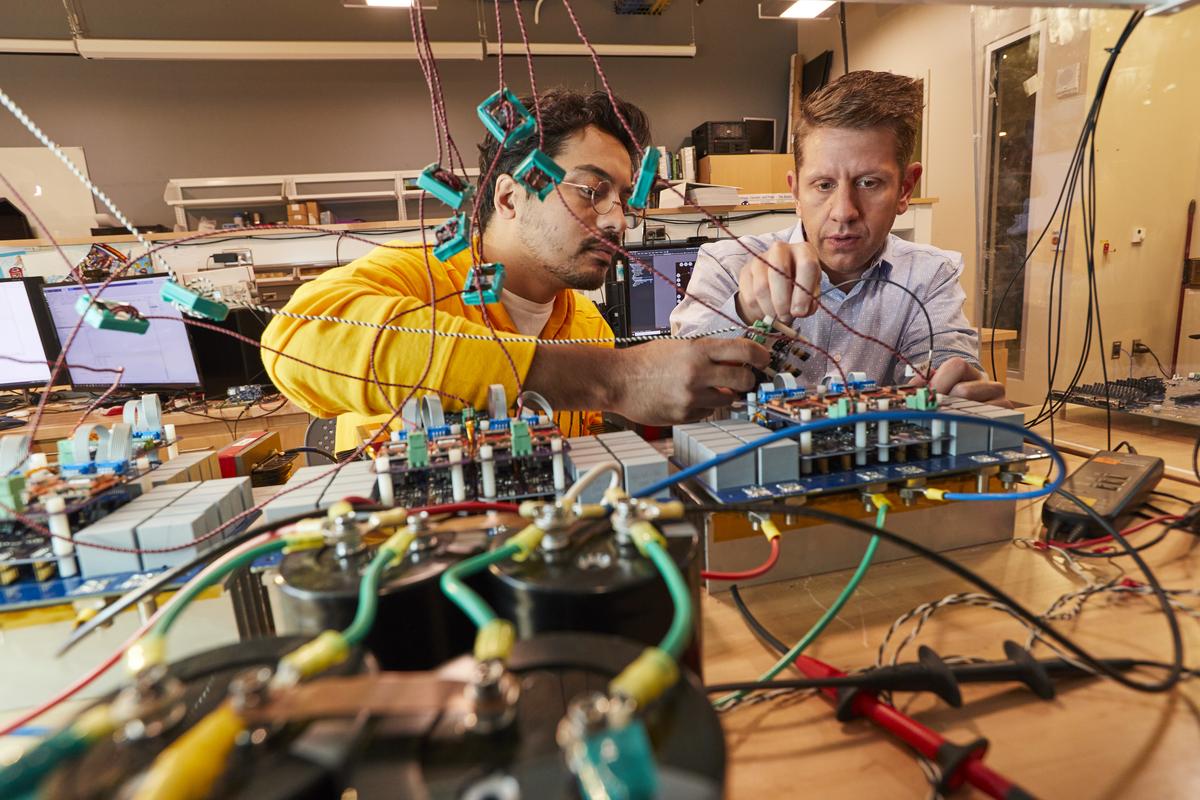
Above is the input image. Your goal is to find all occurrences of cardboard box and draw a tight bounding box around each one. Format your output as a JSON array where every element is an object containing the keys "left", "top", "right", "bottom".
[
  {"left": 698, "top": 154, "right": 794, "bottom": 196},
  {"left": 305, "top": 201, "right": 320, "bottom": 225},
  {"left": 286, "top": 202, "right": 305, "bottom": 214}
]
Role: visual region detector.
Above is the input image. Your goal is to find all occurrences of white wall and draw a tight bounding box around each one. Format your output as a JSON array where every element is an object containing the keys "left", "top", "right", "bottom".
[{"left": 799, "top": 5, "right": 1200, "bottom": 403}]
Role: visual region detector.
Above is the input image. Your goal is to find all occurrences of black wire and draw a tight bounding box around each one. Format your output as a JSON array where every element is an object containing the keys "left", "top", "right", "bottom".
[
  {"left": 1066, "top": 520, "right": 1193, "bottom": 559},
  {"left": 284, "top": 445, "right": 337, "bottom": 464},
  {"left": 989, "top": 12, "right": 1143, "bottom": 433},
  {"left": 696, "top": 498, "right": 1182, "bottom": 694},
  {"left": 1151, "top": 490, "right": 1192, "bottom": 506},
  {"left": 1112, "top": 440, "right": 1137, "bottom": 454},
  {"left": 838, "top": 3, "right": 849, "bottom": 74},
  {"left": 723, "top": 591, "right": 1197, "bottom": 695},
  {"left": 730, "top": 584, "right": 788, "bottom": 652},
  {"left": 1139, "top": 345, "right": 1173, "bottom": 379},
  {"left": 1192, "top": 435, "right": 1200, "bottom": 482},
  {"left": 827, "top": 276, "right": 935, "bottom": 370}
]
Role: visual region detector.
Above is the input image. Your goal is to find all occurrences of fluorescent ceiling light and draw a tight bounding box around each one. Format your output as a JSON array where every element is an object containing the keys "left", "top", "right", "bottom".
[
  {"left": 780, "top": 0, "right": 835, "bottom": 18},
  {"left": 343, "top": 0, "right": 436, "bottom": 8}
]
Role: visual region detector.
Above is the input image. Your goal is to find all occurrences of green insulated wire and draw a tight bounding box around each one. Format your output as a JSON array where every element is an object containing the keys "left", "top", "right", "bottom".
[
  {"left": 714, "top": 505, "right": 887, "bottom": 708},
  {"left": 644, "top": 537, "right": 693, "bottom": 661},
  {"left": 440, "top": 541, "right": 520, "bottom": 629}
]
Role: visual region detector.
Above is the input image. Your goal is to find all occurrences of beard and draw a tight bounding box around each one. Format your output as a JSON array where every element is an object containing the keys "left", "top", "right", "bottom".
[{"left": 517, "top": 212, "right": 619, "bottom": 291}]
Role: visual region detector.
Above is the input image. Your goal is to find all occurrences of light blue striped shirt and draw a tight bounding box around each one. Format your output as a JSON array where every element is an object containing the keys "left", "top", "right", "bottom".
[{"left": 670, "top": 224, "right": 983, "bottom": 386}]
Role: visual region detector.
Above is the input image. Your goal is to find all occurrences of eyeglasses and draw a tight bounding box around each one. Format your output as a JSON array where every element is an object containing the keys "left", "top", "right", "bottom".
[{"left": 560, "top": 179, "right": 643, "bottom": 229}]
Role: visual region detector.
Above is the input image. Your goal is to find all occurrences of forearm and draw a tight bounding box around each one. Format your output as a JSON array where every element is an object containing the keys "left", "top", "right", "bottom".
[{"left": 525, "top": 343, "right": 618, "bottom": 412}]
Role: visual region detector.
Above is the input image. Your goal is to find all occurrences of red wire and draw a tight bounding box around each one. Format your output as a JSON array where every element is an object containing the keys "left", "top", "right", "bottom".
[
  {"left": 0, "top": 645, "right": 127, "bottom": 738},
  {"left": 1040, "top": 513, "right": 1183, "bottom": 551},
  {"left": 0, "top": 500, "right": 517, "bottom": 738},
  {"left": 702, "top": 537, "right": 780, "bottom": 581}
]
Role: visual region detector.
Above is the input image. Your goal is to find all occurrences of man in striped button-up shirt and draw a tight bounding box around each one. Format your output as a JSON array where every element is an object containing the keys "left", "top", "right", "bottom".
[{"left": 671, "top": 70, "right": 1008, "bottom": 406}]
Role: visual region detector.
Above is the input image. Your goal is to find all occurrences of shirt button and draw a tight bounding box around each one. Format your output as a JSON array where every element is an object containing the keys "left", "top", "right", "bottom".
[{"left": 833, "top": 354, "right": 842, "bottom": 363}]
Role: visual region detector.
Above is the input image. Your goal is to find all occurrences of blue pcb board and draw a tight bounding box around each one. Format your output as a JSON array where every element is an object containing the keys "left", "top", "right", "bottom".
[
  {"left": 0, "top": 513, "right": 261, "bottom": 611},
  {"left": 678, "top": 446, "right": 1048, "bottom": 505}
]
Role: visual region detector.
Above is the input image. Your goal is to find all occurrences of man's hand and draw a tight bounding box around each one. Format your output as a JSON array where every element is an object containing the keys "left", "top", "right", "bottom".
[
  {"left": 908, "top": 357, "right": 1011, "bottom": 407},
  {"left": 526, "top": 339, "right": 770, "bottom": 426},
  {"left": 735, "top": 240, "right": 823, "bottom": 324},
  {"left": 608, "top": 338, "right": 770, "bottom": 424}
]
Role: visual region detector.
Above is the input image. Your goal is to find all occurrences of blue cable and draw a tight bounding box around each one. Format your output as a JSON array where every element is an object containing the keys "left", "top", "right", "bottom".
[{"left": 634, "top": 410, "right": 1065, "bottom": 502}]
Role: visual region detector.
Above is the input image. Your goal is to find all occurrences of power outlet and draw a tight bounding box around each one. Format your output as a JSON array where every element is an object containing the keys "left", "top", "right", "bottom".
[
  {"left": 1132, "top": 338, "right": 1146, "bottom": 354},
  {"left": 1111, "top": 340, "right": 1122, "bottom": 360}
]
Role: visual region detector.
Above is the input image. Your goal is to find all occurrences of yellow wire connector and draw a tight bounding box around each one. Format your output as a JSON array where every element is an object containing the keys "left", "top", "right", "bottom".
[
  {"left": 326, "top": 500, "right": 355, "bottom": 519},
  {"left": 474, "top": 618, "right": 517, "bottom": 663},
  {"left": 281, "top": 529, "right": 326, "bottom": 554},
  {"left": 626, "top": 520, "right": 666, "bottom": 558},
  {"left": 72, "top": 702, "right": 117, "bottom": 741},
  {"left": 131, "top": 703, "right": 244, "bottom": 800},
  {"left": 366, "top": 506, "right": 410, "bottom": 530},
  {"left": 923, "top": 487, "right": 948, "bottom": 502},
  {"left": 574, "top": 503, "right": 608, "bottom": 519},
  {"left": 609, "top": 647, "right": 679, "bottom": 708},
  {"left": 277, "top": 630, "right": 350, "bottom": 682},
  {"left": 509, "top": 523, "right": 548, "bottom": 562},
  {"left": 759, "top": 518, "right": 782, "bottom": 543},
  {"left": 125, "top": 635, "right": 166, "bottom": 675},
  {"left": 868, "top": 493, "right": 892, "bottom": 511},
  {"left": 1020, "top": 474, "right": 1048, "bottom": 488},
  {"left": 378, "top": 529, "right": 418, "bottom": 565}
]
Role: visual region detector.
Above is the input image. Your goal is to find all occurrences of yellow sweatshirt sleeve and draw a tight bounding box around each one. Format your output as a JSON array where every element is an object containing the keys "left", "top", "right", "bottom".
[{"left": 260, "top": 249, "right": 536, "bottom": 420}]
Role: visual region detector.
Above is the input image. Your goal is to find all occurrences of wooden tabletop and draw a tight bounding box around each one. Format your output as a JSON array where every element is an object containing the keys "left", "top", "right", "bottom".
[
  {"left": 11, "top": 398, "right": 312, "bottom": 453},
  {"left": 704, "top": 415, "right": 1200, "bottom": 799},
  {"left": 1027, "top": 405, "right": 1200, "bottom": 484}
]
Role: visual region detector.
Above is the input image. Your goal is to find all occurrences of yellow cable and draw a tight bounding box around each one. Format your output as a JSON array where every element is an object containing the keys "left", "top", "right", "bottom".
[
  {"left": 125, "top": 635, "right": 166, "bottom": 675},
  {"left": 131, "top": 704, "right": 244, "bottom": 800},
  {"left": 474, "top": 619, "right": 517, "bottom": 663},
  {"left": 508, "top": 523, "right": 547, "bottom": 562},
  {"left": 609, "top": 647, "right": 679, "bottom": 708}
]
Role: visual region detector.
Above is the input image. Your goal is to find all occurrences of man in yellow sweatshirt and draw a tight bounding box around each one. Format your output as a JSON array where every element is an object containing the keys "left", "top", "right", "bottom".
[{"left": 262, "top": 89, "right": 768, "bottom": 452}]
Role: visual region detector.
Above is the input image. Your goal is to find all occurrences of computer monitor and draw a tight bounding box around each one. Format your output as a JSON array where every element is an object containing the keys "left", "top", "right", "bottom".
[
  {"left": 0, "top": 276, "right": 61, "bottom": 390},
  {"left": 616, "top": 244, "right": 701, "bottom": 338},
  {"left": 188, "top": 308, "right": 276, "bottom": 396},
  {"left": 41, "top": 274, "right": 202, "bottom": 390}
]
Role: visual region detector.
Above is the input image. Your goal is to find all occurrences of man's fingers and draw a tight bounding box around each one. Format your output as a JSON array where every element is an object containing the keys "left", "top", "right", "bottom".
[
  {"left": 765, "top": 242, "right": 798, "bottom": 322},
  {"left": 789, "top": 244, "right": 822, "bottom": 318},
  {"left": 737, "top": 267, "right": 764, "bottom": 323},
  {"left": 706, "top": 364, "right": 759, "bottom": 394},
  {"left": 691, "top": 387, "right": 740, "bottom": 410},
  {"left": 949, "top": 380, "right": 1012, "bottom": 406},
  {"left": 703, "top": 338, "right": 771, "bottom": 370},
  {"left": 928, "top": 357, "right": 979, "bottom": 394}
]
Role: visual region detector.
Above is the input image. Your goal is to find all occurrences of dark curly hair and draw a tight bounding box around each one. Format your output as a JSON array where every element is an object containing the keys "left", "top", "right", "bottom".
[{"left": 475, "top": 88, "right": 651, "bottom": 231}]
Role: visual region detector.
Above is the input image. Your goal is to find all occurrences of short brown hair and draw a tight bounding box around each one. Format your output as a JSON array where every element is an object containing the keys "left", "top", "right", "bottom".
[
  {"left": 476, "top": 88, "right": 650, "bottom": 231},
  {"left": 792, "top": 70, "right": 923, "bottom": 170}
]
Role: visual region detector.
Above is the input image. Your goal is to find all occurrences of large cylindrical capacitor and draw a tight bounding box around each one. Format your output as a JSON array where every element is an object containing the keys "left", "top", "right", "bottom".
[
  {"left": 42, "top": 636, "right": 366, "bottom": 800},
  {"left": 348, "top": 631, "right": 725, "bottom": 799},
  {"left": 481, "top": 518, "right": 703, "bottom": 671},
  {"left": 276, "top": 528, "right": 486, "bottom": 671}
]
